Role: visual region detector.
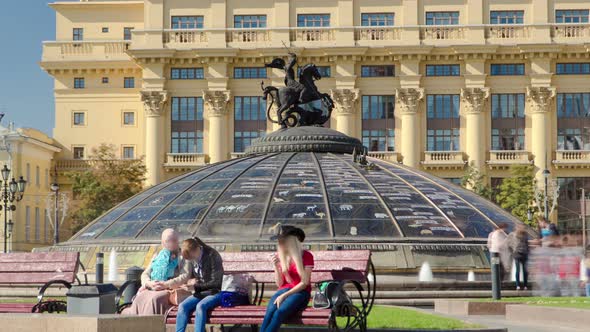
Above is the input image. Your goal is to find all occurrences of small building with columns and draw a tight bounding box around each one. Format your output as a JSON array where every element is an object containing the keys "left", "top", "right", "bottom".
[{"left": 41, "top": 0, "right": 590, "bottom": 234}]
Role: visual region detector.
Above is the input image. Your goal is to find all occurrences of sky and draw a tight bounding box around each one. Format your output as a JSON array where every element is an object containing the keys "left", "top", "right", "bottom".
[{"left": 0, "top": 1, "right": 55, "bottom": 135}]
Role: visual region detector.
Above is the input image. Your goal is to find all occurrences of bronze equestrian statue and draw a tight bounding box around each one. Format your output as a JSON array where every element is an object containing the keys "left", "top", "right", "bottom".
[{"left": 261, "top": 53, "right": 334, "bottom": 128}]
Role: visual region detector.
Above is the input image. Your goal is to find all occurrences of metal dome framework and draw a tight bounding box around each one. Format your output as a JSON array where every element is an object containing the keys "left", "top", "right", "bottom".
[{"left": 69, "top": 152, "right": 520, "bottom": 245}]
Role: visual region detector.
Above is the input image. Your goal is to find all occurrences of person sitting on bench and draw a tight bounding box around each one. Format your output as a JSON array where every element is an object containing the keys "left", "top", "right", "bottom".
[{"left": 261, "top": 225, "right": 314, "bottom": 332}]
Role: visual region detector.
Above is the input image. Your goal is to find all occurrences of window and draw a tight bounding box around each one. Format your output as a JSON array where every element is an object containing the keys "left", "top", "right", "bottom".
[
  {"left": 361, "top": 13, "right": 394, "bottom": 26},
  {"left": 234, "top": 96, "right": 267, "bottom": 153},
  {"left": 35, "top": 207, "right": 40, "bottom": 241},
  {"left": 426, "top": 12, "right": 459, "bottom": 25},
  {"left": 102, "top": 77, "right": 109, "bottom": 84},
  {"left": 171, "top": 97, "right": 204, "bottom": 153},
  {"left": 73, "top": 28, "right": 83, "bottom": 41},
  {"left": 556, "top": 10, "right": 589, "bottom": 23},
  {"left": 25, "top": 206, "right": 30, "bottom": 242},
  {"left": 124, "top": 77, "right": 135, "bottom": 88},
  {"left": 171, "top": 16, "right": 204, "bottom": 29},
  {"left": 124, "top": 27, "right": 134, "bottom": 40},
  {"left": 298, "top": 66, "right": 331, "bottom": 78},
  {"left": 234, "top": 15, "right": 267, "bottom": 28},
  {"left": 26, "top": 163, "right": 30, "bottom": 183},
  {"left": 102, "top": 27, "right": 109, "bottom": 33},
  {"left": 73, "top": 147, "right": 85, "bottom": 159},
  {"left": 74, "top": 77, "right": 85, "bottom": 89},
  {"left": 557, "top": 93, "right": 590, "bottom": 150},
  {"left": 362, "top": 95, "right": 395, "bottom": 152},
  {"left": 234, "top": 67, "right": 267, "bottom": 79},
  {"left": 557, "top": 177, "right": 590, "bottom": 234},
  {"left": 490, "top": 11, "right": 524, "bottom": 24},
  {"left": 491, "top": 94, "right": 525, "bottom": 150},
  {"left": 426, "top": 95, "right": 460, "bottom": 151},
  {"left": 426, "top": 64, "right": 460, "bottom": 76},
  {"left": 122, "top": 146, "right": 135, "bottom": 159},
  {"left": 297, "top": 14, "right": 330, "bottom": 27},
  {"left": 490, "top": 64, "right": 525, "bottom": 76},
  {"left": 556, "top": 63, "right": 590, "bottom": 75},
  {"left": 361, "top": 65, "right": 394, "bottom": 77},
  {"left": 35, "top": 166, "right": 40, "bottom": 187},
  {"left": 123, "top": 111, "right": 135, "bottom": 126},
  {"left": 73, "top": 112, "right": 85, "bottom": 126},
  {"left": 171, "top": 68, "right": 204, "bottom": 80}
]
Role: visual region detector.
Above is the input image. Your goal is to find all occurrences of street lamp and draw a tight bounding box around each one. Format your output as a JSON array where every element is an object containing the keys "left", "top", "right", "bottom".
[
  {"left": 527, "top": 208, "right": 533, "bottom": 224},
  {"left": 1, "top": 165, "right": 26, "bottom": 253},
  {"left": 543, "top": 169, "right": 551, "bottom": 220},
  {"left": 50, "top": 182, "right": 60, "bottom": 244}
]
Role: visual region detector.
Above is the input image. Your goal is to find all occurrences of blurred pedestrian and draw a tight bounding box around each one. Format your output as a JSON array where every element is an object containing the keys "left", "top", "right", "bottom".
[
  {"left": 488, "top": 223, "right": 509, "bottom": 280},
  {"left": 538, "top": 216, "right": 559, "bottom": 247},
  {"left": 507, "top": 225, "right": 530, "bottom": 290}
]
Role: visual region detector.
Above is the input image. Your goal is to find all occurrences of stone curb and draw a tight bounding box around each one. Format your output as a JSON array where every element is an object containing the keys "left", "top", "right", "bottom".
[{"left": 505, "top": 304, "right": 590, "bottom": 329}]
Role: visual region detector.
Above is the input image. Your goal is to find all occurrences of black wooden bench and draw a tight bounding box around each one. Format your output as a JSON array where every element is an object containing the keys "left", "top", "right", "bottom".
[
  {"left": 164, "top": 250, "right": 375, "bottom": 332},
  {"left": 0, "top": 252, "right": 86, "bottom": 313}
]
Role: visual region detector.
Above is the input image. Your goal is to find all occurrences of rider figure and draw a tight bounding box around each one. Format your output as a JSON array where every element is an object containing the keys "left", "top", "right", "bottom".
[{"left": 283, "top": 53, "right": 310, "bottom": 103}]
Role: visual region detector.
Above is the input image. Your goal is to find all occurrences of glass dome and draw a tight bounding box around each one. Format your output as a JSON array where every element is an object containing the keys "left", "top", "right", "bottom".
[{"left": 69, "top": 152, "right": 521, "bottom": 244}]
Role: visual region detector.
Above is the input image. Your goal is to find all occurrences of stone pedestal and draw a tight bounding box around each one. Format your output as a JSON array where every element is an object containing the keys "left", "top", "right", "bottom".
[{"left": 0, "top": 314, "right": 164, "bottom": 332}]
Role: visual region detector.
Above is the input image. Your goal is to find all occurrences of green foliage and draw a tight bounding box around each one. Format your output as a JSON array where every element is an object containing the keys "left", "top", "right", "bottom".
[
  {"left": 495, "top": 165, "right": 536, "bottom": 226},
  {"left": 68, "top": 144, "right": 146, "bottom": 233},
  {"left": 461, "top": 162, "right": 492, "bottom": 200}
]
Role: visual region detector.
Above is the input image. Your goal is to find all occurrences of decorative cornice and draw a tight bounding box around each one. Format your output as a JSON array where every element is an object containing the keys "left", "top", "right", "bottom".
[
  {"left": 461, "top": 87, "right": 490, "bottom": 114},
  {"left": 203, "top": 90, "right": 231, "bottom": 117},
  {"left": 141, "top": 90, "right": 168, "bottom": 117},
  {"left": 330, "top": 89, "right": 360, "bottom": 115},
  {"left": 526, "top": 86, "right": 556, "bottom": 114},
  {"left": 395, "top": 88, "right": 424, "bottom": 114}
]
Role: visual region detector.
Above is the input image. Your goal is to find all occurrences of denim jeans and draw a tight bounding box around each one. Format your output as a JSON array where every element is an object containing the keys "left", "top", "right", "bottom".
[
  {"left": 586, "top": 283, "right": 590, "bottom": 297},
  {"left": 260, "top": 288, "right": 310, "bottom": 332},
  {"left": 175, "top": 293, "right": 222, "bottom": 332},
  {"left": 514, "top": 256, "right": 528, "bottom": 288}
]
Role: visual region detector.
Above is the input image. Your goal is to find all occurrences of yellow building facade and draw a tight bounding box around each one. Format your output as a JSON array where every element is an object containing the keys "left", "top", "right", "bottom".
[
  {"left": 41, "top": 0, "right": 590, "bottom": 234},
  {"left": 0, "top": 124, "right": 61, "bottom": 252}
]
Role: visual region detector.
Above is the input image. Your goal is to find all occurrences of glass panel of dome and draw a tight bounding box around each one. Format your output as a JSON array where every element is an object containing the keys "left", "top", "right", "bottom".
[
  {"left": 197, "top": 219, "right": 264, "bottom": 240},
  {"left": 264, "top": 153, "right": 330, "bottom": 237},
  {"left": 426, "top": 176, "right": 517, "bottom": 233},
  {"left": 137, "top": 219, "right": 198, "bottom": 239},
  {"left": 197, "top": 154, "right": 292, "bottom": 239},
  {"left": 70, "top": 182, "right": 166, "bottom": 240},
  {"left": 317, "top": 154, "right": 401, "bottom": 238},
  {"left": 265, "top": 219, "right": 330, "bottom": 239},
  {"left": 99, "top": 206, "right": 163, "bottom": 238},
  {"left": 333, "top": 219, "right": 399, "bottom": 238},
  {"left": 377, "top": 162, "right": 496, "bottom": 237}
]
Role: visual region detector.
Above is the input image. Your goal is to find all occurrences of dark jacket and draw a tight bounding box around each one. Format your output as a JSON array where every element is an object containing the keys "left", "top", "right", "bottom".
[{"left": 194, "top": 245, "right": 224, "bottom": 291}]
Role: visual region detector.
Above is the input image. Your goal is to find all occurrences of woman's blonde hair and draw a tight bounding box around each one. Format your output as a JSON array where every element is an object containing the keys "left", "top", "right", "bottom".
[{"left": 278, "top": 235, "right": 304, "bottom": 283}]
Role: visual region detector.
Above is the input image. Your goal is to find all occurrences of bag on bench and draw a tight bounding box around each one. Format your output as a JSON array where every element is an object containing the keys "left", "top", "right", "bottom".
[
  {"left": 220, "top": 274, "right": 253, "bottom": 307},
  {"left": 312, "top": 281, "right": 351, "bottom": 310}
]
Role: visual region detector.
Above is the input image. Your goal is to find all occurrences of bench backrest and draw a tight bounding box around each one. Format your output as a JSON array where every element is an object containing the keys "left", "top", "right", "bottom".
[
  {"left": 220, "top": 250, "right": 371, "bottom": 284},
  {"left": 0, "top": 252, "right": 80, "bottom": 284}
]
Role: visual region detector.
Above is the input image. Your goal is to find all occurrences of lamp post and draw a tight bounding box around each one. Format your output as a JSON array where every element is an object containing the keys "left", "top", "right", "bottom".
[
  {"left": 1, "top": 165, "right": 26, "bottom": 253},
  {"left": 50, "top": 182, "right": 60, "bottom": 244},
  {"left": 543, "top": 169, "right": 551, "bottom": 220},
  {"left": 527, "top": 208, "right": 533, "bottom": 224}
]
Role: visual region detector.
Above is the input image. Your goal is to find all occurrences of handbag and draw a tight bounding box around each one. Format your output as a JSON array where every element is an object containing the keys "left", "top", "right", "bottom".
[
  {"left": 169, "top": 288, "right": 192, "bottom": 306},
  {"left": 312, "top": 281, "right": 351, "bottom": 312},
  {"left": 221, "top": 274, "right": 253, "bottom": 303}
]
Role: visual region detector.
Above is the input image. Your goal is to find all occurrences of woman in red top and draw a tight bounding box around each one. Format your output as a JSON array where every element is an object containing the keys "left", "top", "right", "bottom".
[{"left": 260, "top": 225, "right": 314, "bottom": 332}]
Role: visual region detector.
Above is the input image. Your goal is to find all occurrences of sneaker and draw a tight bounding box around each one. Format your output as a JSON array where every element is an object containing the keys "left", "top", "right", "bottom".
[
  {"left": 524, "top": 286, "right": 528, "bottom": 290},
  {"left": 516, "top": 286, "right": 521, "bottom": 290}
]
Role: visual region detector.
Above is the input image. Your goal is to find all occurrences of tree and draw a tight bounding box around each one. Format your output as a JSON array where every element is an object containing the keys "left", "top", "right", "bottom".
[
  {"left": 495, "top": 165, "right": 536, "bottom": 226},
  {"left": 461, "top": 162, "right": 492, "bottom": 200},
  {"left": 68, "top": 144, "right": 146, "bottom": 233}
]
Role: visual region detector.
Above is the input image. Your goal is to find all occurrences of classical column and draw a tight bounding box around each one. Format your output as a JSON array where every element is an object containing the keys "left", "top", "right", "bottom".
[
  {"left": 461, "top": 87, "right": 490, "bottom": 170},
  {"left": 396, "top": 88, "right": 424, "bottom": 167},
  {"left": 204, "top": 90, "right": 231, "bottom": 163},
  {"left": 330, "top": 89, "right": 359, "bottom": 137},
  {"left": 141, "top": 90, "right": 168, "bottom": 186},
  {"left": 527, "top": 86, "right": 556, "bottom": 182}
]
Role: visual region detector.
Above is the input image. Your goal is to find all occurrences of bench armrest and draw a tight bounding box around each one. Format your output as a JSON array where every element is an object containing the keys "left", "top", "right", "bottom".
[
  {"left": 115, "top": 279, "right": 141, "bottom": 307},
  {"left": 36, "top": 280, "right": 73, "bottom": 303}
]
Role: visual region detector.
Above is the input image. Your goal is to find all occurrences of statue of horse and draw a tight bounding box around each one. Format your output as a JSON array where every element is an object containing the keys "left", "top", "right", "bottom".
[{"left": 261, "top": 57, "right": 334, "bottom": 128}]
